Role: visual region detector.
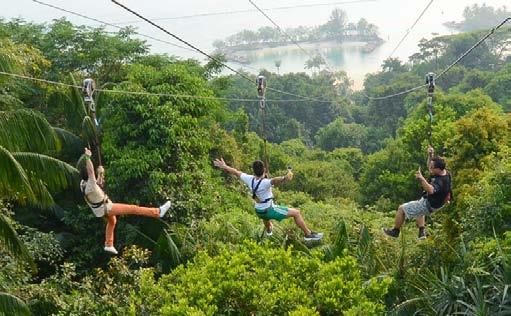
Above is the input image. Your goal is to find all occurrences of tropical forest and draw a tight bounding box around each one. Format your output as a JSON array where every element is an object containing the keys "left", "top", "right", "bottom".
[{"left": 0, "top": 2, "right": 510, "bottom": 315}]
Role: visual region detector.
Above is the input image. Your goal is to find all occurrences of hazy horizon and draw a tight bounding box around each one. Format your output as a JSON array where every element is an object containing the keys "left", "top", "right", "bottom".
[{"left": 2, "top": 0, "right": 509, "bottom": 88}]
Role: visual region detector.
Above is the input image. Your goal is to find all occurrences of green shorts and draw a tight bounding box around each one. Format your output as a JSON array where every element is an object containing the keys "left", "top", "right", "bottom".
[{"left": 255, "top": 204, "right": 289, "bottom": 221}]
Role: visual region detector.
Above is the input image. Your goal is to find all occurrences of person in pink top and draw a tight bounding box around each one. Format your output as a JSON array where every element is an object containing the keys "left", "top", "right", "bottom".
[{"left": 80, "top": 148, "right": 171, "bottom": 254}]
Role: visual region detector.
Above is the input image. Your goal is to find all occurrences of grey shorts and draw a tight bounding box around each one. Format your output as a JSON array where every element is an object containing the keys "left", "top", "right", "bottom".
[{"left": 402, "top": 198, "right": 432, "bottom": 220}]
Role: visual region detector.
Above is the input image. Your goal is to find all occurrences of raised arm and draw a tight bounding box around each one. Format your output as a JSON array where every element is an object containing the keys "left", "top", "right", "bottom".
[
  {"left": 213, "top": 158, "right": 242, "bottom": 177},
  {"left": 271, "top": 169, "right": 293, "bottom": 186},
  {"left": 415, "top": 166, "right": 434, "bottom": 194},
  {"left": 84, "top": 147, "right": 96, "bottom": 182},
  {"left": 427, "top": 145, "right": 434, "bottom": 167}
]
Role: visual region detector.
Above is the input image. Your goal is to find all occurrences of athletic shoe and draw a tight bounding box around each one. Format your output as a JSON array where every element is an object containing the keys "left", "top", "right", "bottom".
[
  {"left": 104, "top": 246, "right": 118, "bottom": 255},
  {"left": 265, "top": 226, "right": 273, "bottom": 237},
  {"left": 159, "top": 201, "right": 172, "bottom": 218},
  {"left": 382, "top": 228, "right": 400, "bottom": 238},
  {"left": 417, "top": 229, "right": 428, "bottom": 240},
  {"left": 304, "top": 231, "right": 323, "bottom": 241}
]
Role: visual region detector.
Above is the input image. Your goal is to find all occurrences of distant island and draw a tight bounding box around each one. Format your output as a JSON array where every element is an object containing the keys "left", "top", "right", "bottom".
[
  {"left": 213, "top": 9, "right": 383, "bottom": 64},
  {"left": 444, "top": 4, "right": 510, "bottom": 32}
]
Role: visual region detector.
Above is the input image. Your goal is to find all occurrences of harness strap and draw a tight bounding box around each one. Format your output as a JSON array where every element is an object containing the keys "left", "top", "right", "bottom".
[
  {"left": 251, "top": 177, "right": 263, "bottom": 199},
  {"left": 81, "top": 182, "right": 109, "bottom": 209},
  {"left": 251, "top": 177, "right": 273, "bottom": 203}
]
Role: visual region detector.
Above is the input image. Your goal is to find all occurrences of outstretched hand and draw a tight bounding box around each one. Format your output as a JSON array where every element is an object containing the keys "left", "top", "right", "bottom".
[
  {"left": 415, "top": 166, "right": 424, "bottom": 180},
  {"left": 213, "top": 158, "right": 226, "bottom": 169},
  {"left": 427, "top": 145, "right": 434, "bottom": 156},
  {"left": 286, "top": 169, "right": 294, "bottom": 181}
]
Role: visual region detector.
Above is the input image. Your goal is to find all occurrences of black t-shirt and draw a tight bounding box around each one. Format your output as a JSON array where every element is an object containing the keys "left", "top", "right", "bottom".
[{"left": 423, "top": 173, "right": 452, "bottom": 209}]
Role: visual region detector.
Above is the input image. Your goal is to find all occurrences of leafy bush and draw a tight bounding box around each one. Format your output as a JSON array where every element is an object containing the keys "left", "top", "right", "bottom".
[{"left": 135, "top": 241, "right": 392, "bottom": 315}]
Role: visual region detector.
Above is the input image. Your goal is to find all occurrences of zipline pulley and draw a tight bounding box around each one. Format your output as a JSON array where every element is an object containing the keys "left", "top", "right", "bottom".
[{"left": 82, "top": 78, "right": 99, "bottom": 127}]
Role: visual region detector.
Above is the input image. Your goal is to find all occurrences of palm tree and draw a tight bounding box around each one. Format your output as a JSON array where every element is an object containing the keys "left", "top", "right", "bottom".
[
  {"left": 0, "top": 39, "right": 89, "bottom": 316},
  {"left": 274, "top": 60, "right": 282, "bottom": 74},
  {"left": 304, "top": 54, "right": 326, "bottom": 73}
]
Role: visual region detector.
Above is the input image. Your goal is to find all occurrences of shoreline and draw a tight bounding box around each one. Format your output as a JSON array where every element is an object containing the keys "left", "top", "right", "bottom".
[{"left": 218, "top": 39, "right": 383, "bottom": 64}]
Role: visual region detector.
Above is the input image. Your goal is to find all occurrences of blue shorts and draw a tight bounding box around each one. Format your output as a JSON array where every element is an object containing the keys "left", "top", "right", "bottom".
[
  {"left": 402, "top": 198, "right": 432, "bottom": 219},
  {"left": 255, "top": 204, "right": 289, "bottom": 221}
]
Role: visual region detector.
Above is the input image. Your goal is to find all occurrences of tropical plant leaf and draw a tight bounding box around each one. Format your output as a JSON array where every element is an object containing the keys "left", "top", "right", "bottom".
[
  {"left": 0, "top": 109, "right": 61, "bottom": 153},
  {"left": 81, "top": 116, "right": 98, "bottom": 145},
  {"left": 0, "top": 146, "right": 35, "bottom": 205},
  {"left": 52, "top": 127, "right": 84, "bottom": 161},
  {"left": 0, "top": 214, "right": 36, "bottom": 273},
  {"left": 66, "top": 74, "right": 88, "bottom": 129},
  {"left": 12, "top": 152, "right": 79, "bottom": 194},
  {"left": 0, "top": 292, "right": 31, "bottom": 316},
  {"left": 153, "top": 229, "right": 182, "bottom": 272}
]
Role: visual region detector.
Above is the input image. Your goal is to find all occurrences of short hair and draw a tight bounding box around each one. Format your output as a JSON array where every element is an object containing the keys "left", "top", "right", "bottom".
[
  {"left": 252, "top": 160, "right": 265, "bottom": 177},
  {"left": 431, "top": 157, "right": 446, "bottom": 170}
]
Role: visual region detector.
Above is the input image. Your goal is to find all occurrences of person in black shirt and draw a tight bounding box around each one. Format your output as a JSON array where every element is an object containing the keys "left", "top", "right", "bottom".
[{"left": 383, "top": 146, "right": 452, "bottom": 240}]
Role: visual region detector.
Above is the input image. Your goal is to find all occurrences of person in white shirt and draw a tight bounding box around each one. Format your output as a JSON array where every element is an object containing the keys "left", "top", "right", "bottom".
[
  {"left": 213, "top": 158, "right": 323, "bottom": 241},
  {"left": 80, "top": 148, "right": 171, "bottom": 254}
]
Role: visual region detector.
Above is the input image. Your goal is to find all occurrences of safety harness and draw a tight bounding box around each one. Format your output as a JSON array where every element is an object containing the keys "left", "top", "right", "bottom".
[
  {"left": 251, "top": 177, "right": 273, "bottom": 204},
  {"left": 80, "top": 181, "right": 110, "bottom": 213}
]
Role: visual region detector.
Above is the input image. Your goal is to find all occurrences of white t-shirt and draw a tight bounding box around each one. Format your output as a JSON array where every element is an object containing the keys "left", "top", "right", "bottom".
[{"left": 240, "top": 173, "right": 273, "bottom": 210}]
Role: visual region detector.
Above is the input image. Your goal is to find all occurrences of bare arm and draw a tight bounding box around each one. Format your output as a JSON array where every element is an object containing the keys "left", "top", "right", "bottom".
[
  {"left": 84, "top": 148, "right": 96, "bottom": 182},
  {"left": 416, "top": 167, "right": 434, "bottom": 194},
  {"left": 427, "top": 145, "right": 434, "bottom": 167},
  {"left": 271, "top": 169, "right": 293, "bottom": 185},
  {"left": 213, "top": 158, "right": 242, "bottom": 177}
]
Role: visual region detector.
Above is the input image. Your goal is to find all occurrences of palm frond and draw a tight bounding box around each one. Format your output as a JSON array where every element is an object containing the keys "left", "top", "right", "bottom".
[
  {"left": 12, "top": 152, "right": 79, "bottom": 194},
  {"left": 94, "top": 82, "right": 115, "bottom": 110},
  {"left": 66, "top": 74, "right": 88, "bottom": 127},
  {"left": 81, "top": 116, "right": 98, "bottom": 145},
  {"left": 0, "top": 109, "right": 60, "bottom": 153},
  {"left": 0, "top": 292, "right": 31, "bottom": 316},
  {"left": 0, "top": 214, "right": 36, "bottom": 272},
  {"left": 0, "top": 146, "right": 36, "bottom": 205},
  {"left": 0, "top": 40, "right": 18, "bottom": 74},
  {"left": 52, "top": 127, "right": 84, "bottom": 160},
  {"left": 154, "top": 229, "right": 182, "bottom": 272}
]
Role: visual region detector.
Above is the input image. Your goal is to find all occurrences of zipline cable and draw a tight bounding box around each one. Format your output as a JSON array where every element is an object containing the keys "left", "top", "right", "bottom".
[
  {"left": 0, "top": 70, "right": 323, "bottom": 103},
  {"left": 112, "top": 0, "right": 379, "bottom": 24},
  {"left": 363, "top": 17, "right": 511, "bottom": 101},
  {"left": 436, "top": 17, "right": 511, "bottom": 80},
  {"left": 110, "top": 0, "right": 333, "bottom": 104},
  {"left": 31, "top": 0, "right": 263, "bottom": 73},
  {"left": 388, "top": 0, "right": 434, "bottom": 58}
]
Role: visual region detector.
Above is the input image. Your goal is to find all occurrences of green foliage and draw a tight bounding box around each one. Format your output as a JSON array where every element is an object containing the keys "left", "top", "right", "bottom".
[
  {"left": 284, "top": 160, "right": 360, "bottom": 201},
  {"left": 460, "top": 156, "right": 511, "bottom": 238},
  {"left": 447, "top": 106, "right": 508, "bottom": 183},
  {"left": 0, "top": 110, "right": 60, "bottom": 154},
  {"left": 484, "top": 63, "right": 511, "bottom": 112},
  {"left": 359, "top": 139, "right": 417, "bottom": 205},
  {"left": 217, "top": 71, "right": 350, "bottom": 143},
  {"left": 315, "top": 117, "right": 368, "bottom": 151},
  {"left": 101, "top": 61, "right": 222, "bottom": 219},
  {"left": 135, "top": 241, "right": 391, "bottom": 315},
  {"left": 0, "top": 210, "right": 35, "bottom": 273},
  {"left": 0, "top": 292, "right": 30, "bottom": 316}
]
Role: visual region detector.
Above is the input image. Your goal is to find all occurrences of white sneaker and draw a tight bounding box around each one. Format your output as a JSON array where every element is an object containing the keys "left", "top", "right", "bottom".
[
  {"left": 159, "top": 201, "right": 171, "bottom": 218},
  {"left": 104, "top": 246, "right": 118, "bottom": 255},
  {"left": 265, "top": 226, "right": 273, "bottom": 237}
]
